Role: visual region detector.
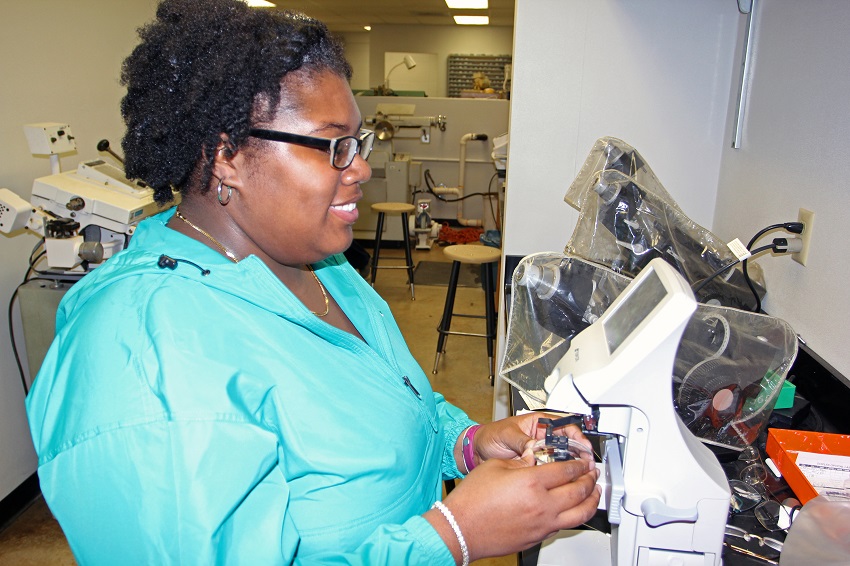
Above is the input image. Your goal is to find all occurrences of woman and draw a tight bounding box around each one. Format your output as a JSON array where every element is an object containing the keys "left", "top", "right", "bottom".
[{"left": 25, "top": 0, "right": 600, "bottom": 564}]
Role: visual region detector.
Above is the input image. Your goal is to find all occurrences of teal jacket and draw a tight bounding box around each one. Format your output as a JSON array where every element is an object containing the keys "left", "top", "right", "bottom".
[{"left": 26, "top": 208, "right": 475, "bottom": 565}]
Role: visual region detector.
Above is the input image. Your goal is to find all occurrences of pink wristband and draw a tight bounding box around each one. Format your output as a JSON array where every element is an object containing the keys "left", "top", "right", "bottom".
[{"left": 461, "top": 425, "right": 481, "bottom": 474}]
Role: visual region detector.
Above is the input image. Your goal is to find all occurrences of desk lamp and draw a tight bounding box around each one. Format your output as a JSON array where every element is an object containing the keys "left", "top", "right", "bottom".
[{"left": 376, "top": 55, "right": 416, "bottom": 95}]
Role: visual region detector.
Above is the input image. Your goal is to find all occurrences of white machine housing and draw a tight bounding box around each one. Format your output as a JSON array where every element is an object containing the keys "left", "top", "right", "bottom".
[
  {"left": 0, "top": 160, "right": 172, "bottom": 270},
  {"left": 491, "top": 132, "right": 508, "bottom": 175},
  {"left": 23, "top": 123, "right": 76, "bottom": 156},
  {"left": 31, "top": 160, "right": 161, "bottom": 232},
  {"left": 537, "top": 258, "right": 730, "bottom": 566}
]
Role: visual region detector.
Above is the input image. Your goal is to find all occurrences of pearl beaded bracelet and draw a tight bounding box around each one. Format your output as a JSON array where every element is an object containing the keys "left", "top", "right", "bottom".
[{"left": 432, "top": 500, "right": 469, "bottom": 566}]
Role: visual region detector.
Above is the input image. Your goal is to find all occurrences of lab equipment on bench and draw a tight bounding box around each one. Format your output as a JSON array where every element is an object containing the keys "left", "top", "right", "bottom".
[
  {"left": 354, "top": 104, "right": 436, "bottom": 242},
  {"left": 1, "top": 122, "right": 174, "bottom": 272},
  {"left": 5, "top": 123, "right": 178, "bottom": 388},
  {"left": 544, "top": 136, "right": 798, "bottom": 450},
  {"left": 491, "top": 132, "right": 508, "bottom": 178},
  {"left": 410, "top": 198, "right": 440, "bottom": 250},
  {"left": 505, "top": 257, "right": 731, "bottom": 565}
]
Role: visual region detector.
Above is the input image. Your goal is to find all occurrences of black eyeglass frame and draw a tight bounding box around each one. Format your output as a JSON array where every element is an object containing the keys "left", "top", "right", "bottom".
[{"left": 248, "top": 128, "right": 374, "bottom": 170}]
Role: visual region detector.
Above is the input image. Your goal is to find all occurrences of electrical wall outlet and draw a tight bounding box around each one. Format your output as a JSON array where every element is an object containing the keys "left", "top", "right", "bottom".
[{"left": 792, "top": 208, "right": 814, "bottom": 266}]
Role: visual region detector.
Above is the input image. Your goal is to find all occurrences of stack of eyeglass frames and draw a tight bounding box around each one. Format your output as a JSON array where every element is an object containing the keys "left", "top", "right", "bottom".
[{"left": 726, "top": 445, "right": 802, "bottom": 564}]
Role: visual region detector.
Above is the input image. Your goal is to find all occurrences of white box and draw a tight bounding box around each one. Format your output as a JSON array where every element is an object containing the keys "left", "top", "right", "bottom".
[
  {"left": 23, "top": 123, "right": 76, "bottom": 155},
  {"left": 0, "top": 188, "right": 33, "bottom": 233}
]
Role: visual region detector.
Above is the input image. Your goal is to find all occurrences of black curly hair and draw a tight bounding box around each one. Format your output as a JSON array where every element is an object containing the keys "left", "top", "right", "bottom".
[{"left": 120, "top": 0, "right": 352, "bottom": 204}]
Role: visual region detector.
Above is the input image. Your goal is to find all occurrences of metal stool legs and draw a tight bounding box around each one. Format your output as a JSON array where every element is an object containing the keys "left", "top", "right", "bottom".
[
  {"left": 370, "top": 211, "right": 415, "bottom": 300},
  {"left": 401, "top": 212, "right": 415, "bottom": 300},
  {"left": 483, "top": 261, "right": 497, "bottom": 385},
  {"left": 433, "top": 261, "right": 462, "bottom": 374},
  {"left": 369, "top": 211, "right": 385, "bottom": 286},
  {"left": 432, "top": 259, "right": 497, "bottom": 384}
]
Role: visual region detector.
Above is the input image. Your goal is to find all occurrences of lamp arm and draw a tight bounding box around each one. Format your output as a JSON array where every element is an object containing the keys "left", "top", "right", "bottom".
[{"left": 384, "top": 61, "right": 406, "bottom": 89}]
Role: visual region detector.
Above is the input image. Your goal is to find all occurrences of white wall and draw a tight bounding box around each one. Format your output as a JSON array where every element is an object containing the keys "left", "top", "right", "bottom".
[
  {"left": 366, "top": 25, "right": 514, "bottom": 97},
  {"left": 383, "top": 52, "right": 439, "bottom": 95},
  {"left": 0, "top": 0, "right": 158, "bottom": 501},
  {"left": 340, "top": 32, "right": 372, "bottom": 91},
  {"left": 713, "top": 0, "right": 850, "bottom": 381},
  {"left": 503, "top": 0, "right": 740, "bottom": 258}
]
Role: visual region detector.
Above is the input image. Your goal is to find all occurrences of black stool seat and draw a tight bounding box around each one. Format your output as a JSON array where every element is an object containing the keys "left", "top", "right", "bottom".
[
  {"left": 432, "top": 244, "right": 501, "bottom": 384},
  {"left": 370, "top": 202, "right": 416, "bottom": 300}
]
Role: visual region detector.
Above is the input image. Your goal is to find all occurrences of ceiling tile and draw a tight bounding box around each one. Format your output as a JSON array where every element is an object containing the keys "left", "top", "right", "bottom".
[{"left": 267, "top": 0, "right": 514, "bottom": 32}]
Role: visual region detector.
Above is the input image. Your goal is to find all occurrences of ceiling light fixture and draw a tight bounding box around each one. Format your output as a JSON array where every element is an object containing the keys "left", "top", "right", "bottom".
[
  {"left": 240, "top": 0, "right": 276, "bottom": 6},
  {"left": 364, "top": 25, "right": 372, "bottom": 31},
  {"left": 453, "top": 15, "right": 489, "bottom": 25},
  {"left": 445, "top": 0, "right": 488, "bottom": 8}
]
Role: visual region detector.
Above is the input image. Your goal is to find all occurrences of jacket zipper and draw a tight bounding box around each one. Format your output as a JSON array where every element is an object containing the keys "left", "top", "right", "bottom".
[
  {"left": 402, "top": 375, "right": 421, "bottom": 398},
  {"left": 308, "top": 266, "right": 438, "bottom": 431}
]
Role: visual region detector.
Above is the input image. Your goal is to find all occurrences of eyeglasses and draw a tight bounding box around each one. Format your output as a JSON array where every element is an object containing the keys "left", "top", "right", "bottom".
[
  {"left": 725, "top": 524, "right": 784, "bottom": 553},
  {"left": 728, "top": 477, "right": 793, "bottom": 532},
  {"left": 723, "top": 524, "right": 783, "bottom": 564},
  {"left": 248, "top": 128, "right": 375, "bottom": 170},
  {"left": 729, "top": 479, "right": 763, "bottom": 514}
]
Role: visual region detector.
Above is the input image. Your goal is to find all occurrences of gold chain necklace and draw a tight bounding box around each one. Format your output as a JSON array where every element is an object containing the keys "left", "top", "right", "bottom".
[
  {"left": 307, "top": 265, "right": 330, "bottom": 317},
  {"left": 174, "top": 209, "right": 328, "bottom": 317},
  {"left": 174, "top": 208, "right": 240, "bottom": 263}
]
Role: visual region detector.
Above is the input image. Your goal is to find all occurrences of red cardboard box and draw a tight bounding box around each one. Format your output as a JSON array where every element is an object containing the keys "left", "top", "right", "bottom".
[{"left": 766, "top": 428, "right": 850, "bottom": 504}]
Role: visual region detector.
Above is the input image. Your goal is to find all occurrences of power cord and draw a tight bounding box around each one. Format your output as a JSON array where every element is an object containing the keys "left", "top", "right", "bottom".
[
  {"left": 8, "top": 282, "right": 32, "bottom": 395},
  {"left": 7, "top": 240, "right": 46, "bottom": 395},
  {"left": 7, "top": 239, "right": 83, "bottom": 395},
  {"left": 413, "top": 172, "right": 503, "bottom": 231},
  {"left": 743, "top": 222, "right": 804, "bottom": 312},
  {"left": 421, "top": 169, "right": 500, "bottom": 202},
  {"left": 691, "top": 237, "right": 802, "bottom": 296}
]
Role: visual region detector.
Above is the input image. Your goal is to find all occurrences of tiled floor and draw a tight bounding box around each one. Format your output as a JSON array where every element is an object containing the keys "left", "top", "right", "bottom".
[{"left": 0, "top": 243, "right": 515, "bottom": 566}]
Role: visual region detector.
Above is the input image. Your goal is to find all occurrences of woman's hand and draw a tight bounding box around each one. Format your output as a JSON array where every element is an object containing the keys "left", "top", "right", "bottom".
[
  {"left": 427, "top": 456, "right": 601, "bottom": 563},
  {"left": 458, "top": 413, "right": 593, "bottom": 470}
]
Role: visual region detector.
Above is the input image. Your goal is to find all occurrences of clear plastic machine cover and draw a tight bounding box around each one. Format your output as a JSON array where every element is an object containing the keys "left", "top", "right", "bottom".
[
  {"left": 563, "top": 137, "right": 763, "bottom": 311},
  {"left": 500, "top": 253, "right": 632, "bottom": 407},
  {"left": 500, "top": 138, "right": 799, "bottom": 450},
  {"left": 500, "top": 253, "right": 798, "bottom": 450}
]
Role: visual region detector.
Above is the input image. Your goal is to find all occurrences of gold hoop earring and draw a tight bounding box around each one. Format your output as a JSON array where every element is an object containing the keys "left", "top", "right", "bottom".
[{"left": 217, "top": 177, "right": 232, "bottom": 206}]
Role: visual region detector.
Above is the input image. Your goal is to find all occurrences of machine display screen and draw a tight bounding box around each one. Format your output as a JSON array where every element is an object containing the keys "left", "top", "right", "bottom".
[{"left": 603, "top": 267, "right": 666, "bottom": 354}]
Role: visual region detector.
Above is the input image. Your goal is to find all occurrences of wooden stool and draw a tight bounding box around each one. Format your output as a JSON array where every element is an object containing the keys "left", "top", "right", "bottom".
[
  {"left": 370, "top": 202, "right": 416, "bottom": 300},
  {"left": 432, "top": 244, "right": 501, "bottom": 384}
]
